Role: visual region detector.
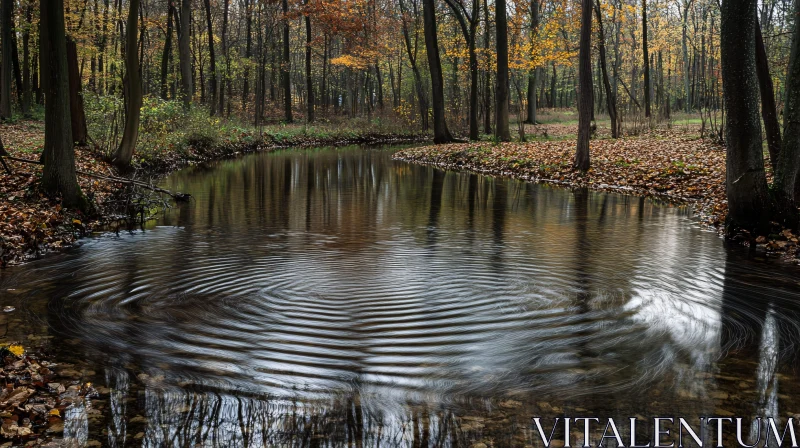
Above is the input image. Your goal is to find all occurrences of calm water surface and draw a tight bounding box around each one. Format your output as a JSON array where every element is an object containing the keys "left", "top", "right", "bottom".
[{"left": 2, "top": 145, "right": 800, "bottom": 447}]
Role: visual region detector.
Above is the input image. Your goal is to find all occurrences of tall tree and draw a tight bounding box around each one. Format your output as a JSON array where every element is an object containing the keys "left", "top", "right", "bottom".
[
  {"left": 305, "top": 1, "right": 314, "bottom": 122},
  {"left": 220, "top": 0, "right": 230, "bottom": 115},
  {"left": 595, "top": 0, "right": 618, "bottom": 138},
  {"left": 422, "top": 0, "right": 454, "bottom": 143},
  {"left": 642, "top": 0, "right": 651, "bottom": 118},
  {"left": 720, "top": 0, "right": 771, "bottom": 230},
  {"left": 524, "top": 0, "right": 540, "bottom": 125},
  {"left": 495, "top": 0, "right": 511, "bottom": 141},
  {"left": 203, "top": 0, "right": 217, "bottom": 116},
  {"left": 575, "top": 0, "right": 593, "bottom": 171},
  {"left": 178, "top": 0, "right": 192, "bottom": 110},
  {"left": 160, "top": 0, "right": 175, "bottom": 100},
  {"left": 66, "top": 40, "right": 88, "bottom": 145},
  {"left": 113, "top": 0, "right": 142, "bottom": 168},
  {"left": 755, "top": 21, "right": 781, "bottom": 169},
  {"left": 444, "top": 0, "right": 480, "bottom": 140},
  {"left": 282, "top": 0, "right": 293, "bottom": 122},
  {"left": 21, "top": 2, "right": 31, "bottom": 116},
  {"left": 39, "top": 0, "right": 85, "bottom": 209},
  {"left": 399, "top": 0, "right": 430, "bottom": 131},
  {"left": 774, "top": 0, "right": 800, "bottom": 223},
  {"left": 0, "top": 0, "right": 12, "bottom": 119}
]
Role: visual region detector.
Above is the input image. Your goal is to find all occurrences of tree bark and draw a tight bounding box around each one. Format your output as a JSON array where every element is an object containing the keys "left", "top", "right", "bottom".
[
  {"left": 178, "top": 0, "right": 192, "bottom": 110},
  {"left": 305, "top": 5, "right": 314, "bottom": 122},
  {"left": 21, "top": 3, "right": 31, "bottom": 116},
  {"left": 160, "top": 0, "right": 174, "bottom": 100},
  {"left": 113, "top": 0, "right": 142, "bottom": 168},
  {"left": 595, "top": 0, "right": 618, "bottom": 138},
  {"left": 720, "top": 0, "right": 771, "bottom": 231},
  {"left": 775, "top": 0, "right": 800, "bottom": 224},
  {"left": 220, "top": 0, "right": 229, "bottom": 116},
  {"left": 203, "top": 0, "right": 217, "bottom": 115},
  {"left": 422, "top": 0, "right": 454, "bottom": 143},
  {"left": 242, "top": 0, "right": 252, "bottom": 112},
  {"left": 755, "top": 21, "right": 781, "bottom": 170},
  {"left": 525, "top": 0, "right": 540, "bottom": 124},
  {"left": 495, "top": 0, "right": 511, "bottom": 141},
  {"left": 443, "top": 0, "right": 480, "bottom": 140},
  {"left": 0, "top": 0, "right": 12, "bottom": 119},
  {"left": 40, "top": 0, "right": 85, "bottom": 210},
  {"left": 642, "top": 0, "right": 651, "bottom": 118},
  {"left": 282, "top": 0, "right": 293, "bottom": 122},
  {"left": 66, "top": 39, "right": 88, "bottom": 146},
  {"left": 575, "top": 0, "right": 593, "bottom": 171}
]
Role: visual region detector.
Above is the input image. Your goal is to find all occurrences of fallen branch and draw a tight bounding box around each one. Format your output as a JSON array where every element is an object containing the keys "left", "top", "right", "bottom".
[{"left": 1, "top": 155, "right": 184, "bottom": 199}]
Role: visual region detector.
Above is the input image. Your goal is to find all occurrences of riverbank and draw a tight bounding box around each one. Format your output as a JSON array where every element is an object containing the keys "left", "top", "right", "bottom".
[
  {"left": 0, "top": 119, "right": 428, "bottom": 267},
  {"left": 394, "top": 131, "right": 800, "bottom": 263}
]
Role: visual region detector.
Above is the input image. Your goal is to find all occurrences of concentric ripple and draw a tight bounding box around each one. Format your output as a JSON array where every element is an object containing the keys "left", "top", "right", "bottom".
[{"left": 3, "top": 145, "right": 800, "bottom": 446}]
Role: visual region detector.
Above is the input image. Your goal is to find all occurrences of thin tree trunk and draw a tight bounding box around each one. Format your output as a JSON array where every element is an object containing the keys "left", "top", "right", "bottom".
[
  {"left": 595, "top": 0, "right": 618, "bottom": 138},
  {"left": 66, "top": 39, "right": 88, "bottom": 146},
  {"left": 0, "top": 0, "right": 12, "bottom": 119},
  {"left": 575, "top": 0, "right": 593, "bottom": 171},
  {"left": 113, "top": 0, "right": 142, "bottom": 168},
  {"left": 642, "top": 0, "right": 651, "bottom": 118},
  {"left": 220, "top": 0, "right": 229, "bottom": 116},
  {"left": 305, "top": 5, "right": 314, "bottom": 122},
  {"left": 242, "top": 0, "right": 252, "bottom": 112},
  {"left": 525, "top": 0, "right": 539, "bottom": 124},
  {"left": 282, "top": 0, "right": 293, "bottom": 122},
  {"left": 203, "top": 0, "right": 217, "bottom": 116},
  {"left": 178, "top": 0, "right": 192, "bottom": 110},
  {"left": 160, "top": 0, "right": 174, "bottom": 100},
  {"left": 483, "top": 0, "right": 492, "bottom": 133},
  {"left": 495, "top": 0, "right": 511, "bottom": 141},
  {"left": 21, "top": 2, "right": 32, "bottom": 116},
  {"left": 755, "top": 21, "right": 781, "bottom": 169}
]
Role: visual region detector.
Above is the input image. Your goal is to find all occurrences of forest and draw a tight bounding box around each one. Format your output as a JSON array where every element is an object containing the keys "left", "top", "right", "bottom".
[
  {"left": 0, "top": 0, "right": 796, "bottom": 224},
  {"left": 2, "top": 0, "right": 800, "bottom": 446}
]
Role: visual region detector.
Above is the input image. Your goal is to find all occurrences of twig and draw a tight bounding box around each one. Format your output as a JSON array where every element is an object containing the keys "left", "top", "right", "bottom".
[{"left": 1, "top": 155, "right": 180, "bottom": 198}]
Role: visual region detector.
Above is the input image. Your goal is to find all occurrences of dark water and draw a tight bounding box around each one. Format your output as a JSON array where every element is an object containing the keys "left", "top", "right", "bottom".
[{"left": 2, "top": 145, "right": 800, "bottom": 447}]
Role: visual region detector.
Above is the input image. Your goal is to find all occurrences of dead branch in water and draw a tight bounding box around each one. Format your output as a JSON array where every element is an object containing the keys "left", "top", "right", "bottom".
[{"left": 1, "top": 155, "right": 185, "bottom": 199}]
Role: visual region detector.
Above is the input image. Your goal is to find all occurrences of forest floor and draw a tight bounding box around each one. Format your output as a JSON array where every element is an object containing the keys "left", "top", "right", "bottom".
[
  {"left": 0, "top": 118, "right": 425, "bottom": 268},
  {"left": 395, "top": 119, "right": 800, "bottom": 264}
]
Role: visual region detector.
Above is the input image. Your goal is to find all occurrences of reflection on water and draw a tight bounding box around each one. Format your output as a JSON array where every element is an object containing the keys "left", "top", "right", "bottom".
[{"left": 2, "top": 145, "right": 800, "bottom": 446}]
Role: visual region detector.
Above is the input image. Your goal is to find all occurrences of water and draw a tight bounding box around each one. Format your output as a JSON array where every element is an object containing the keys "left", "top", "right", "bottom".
[{"left": 2, "top": 145, "right": 800, "bottom": 447}]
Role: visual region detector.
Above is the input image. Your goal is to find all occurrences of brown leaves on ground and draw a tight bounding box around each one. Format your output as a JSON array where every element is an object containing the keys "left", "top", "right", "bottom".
[
  {"left": 0, "top": 343, "right": 99, "bottom": 444},
  {"left": 1, "top": 120, "right": 117, "bottom": 267},
  {"left": 394, "top": 133, "right": 799, "bottom": 263}
]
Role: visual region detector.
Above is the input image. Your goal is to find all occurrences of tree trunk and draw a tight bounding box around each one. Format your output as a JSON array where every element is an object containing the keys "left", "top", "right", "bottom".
[
  {"left": 483, "top": 0, "right": 492, "bottom": 134},
  {"left": 720, "top": 0, "right": 771, "bottom": 231},
  {"left": 682, "top": 0, "right": 691, "bottom": 113},
  {"left": 21, "top": 3, "right": 32, "bottom": 116},
  {"left": 755, "top": 21, "right": 781, "bottom": 170},
  {"left": 178, "top": 0, "right": 192, "bottom": 110},
  {"left": 774, "top": 0, "right": 800, "bottom": 224},
  {"left": 282, "top": 0, "right": 293, "bottom": 122},
  {"left": 422, "top": 0, "right": 454, "bottom": 143},
  {"left": 495, "top": 0, "right": 511, "bottom": 141},
  {"left": 160, "top": 0, "right": 174, "bottom": 100},
  {"left": 220, "top": 0, "right": 229, "bottom": 116},
  {"left": 40, "top": 0, "right": 84, "bottom": 210},
  {"left": 443, "top": 0, "right": 479, "bottom": 140},
  {"left": 575, "top": 0, "right": 593, "bottom": 171},
  {"left": 595, "top": 0, "right": 618, "bottom": 138},
  {"left": 525, "top": 0, "right": 539, "bottom": 124},
  {"left": 0, "top": 0, "right": 12, "bottom": 119},
  {"left": 66, "top": 40, "right": 88, "bottom": 146},
  {"left": 203, "top": 0, "right": 217, "bottom": 116},
  {"left": 242, "top": 0, "right": 252, "bottom": 112},
  {"left": 305, "top": 7, "right": 315, "bottom": 122},
  {"left": 113, "top": 0, "right": 142, "bottom": 168},
  {"left": 642, "top": 0, "right": 651, "bottom": 118}
]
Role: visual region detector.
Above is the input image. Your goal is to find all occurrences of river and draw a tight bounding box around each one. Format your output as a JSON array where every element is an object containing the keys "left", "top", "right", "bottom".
[{"left": 2, "top": 145, "right": 800, "bottom": 447}]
